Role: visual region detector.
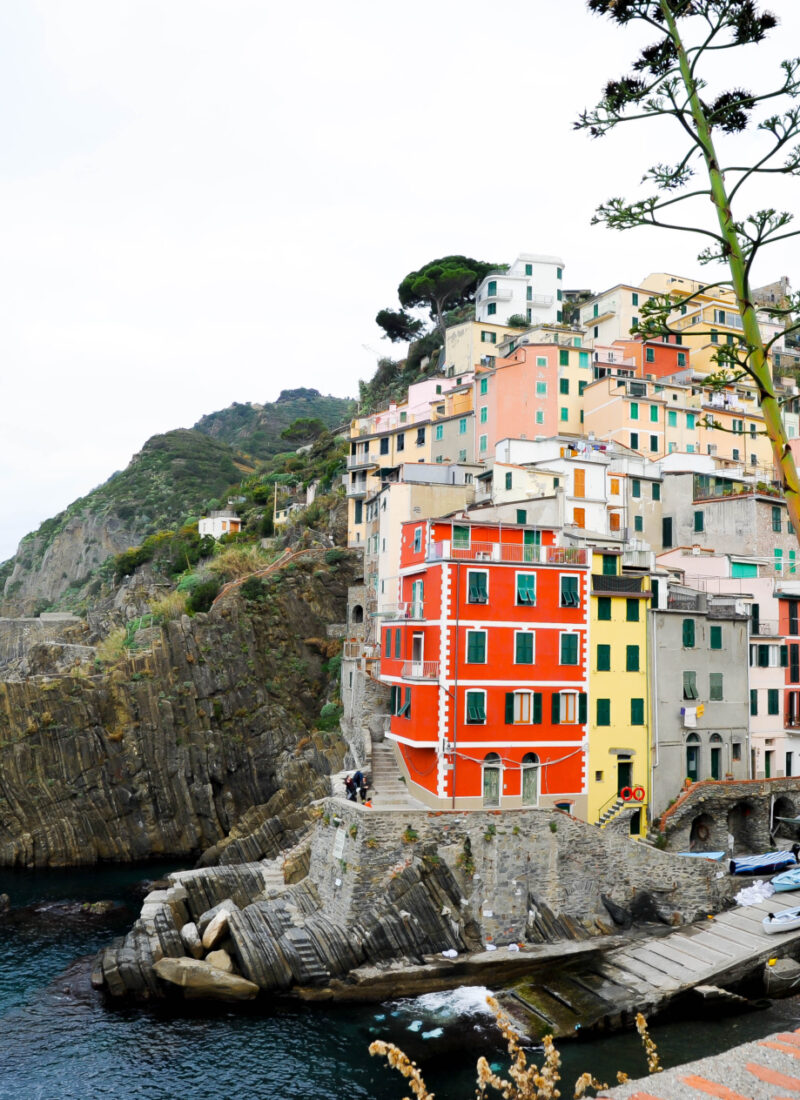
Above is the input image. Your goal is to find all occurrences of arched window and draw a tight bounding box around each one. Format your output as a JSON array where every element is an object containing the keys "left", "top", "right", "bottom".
[
  {"left": 482, "top": 752, "right": 501, "bottom": 807},
  {"left": 709, "top": 732, "right": 723, "bottom": 780},
  {"left": 521, "top": 752, "right": 539, "bottom": 806},
  {"left": 351, "top": 604, "right": 364, "bottom": 625},
  {"left": 686, "top": 732, "right": 700, "bottom": 783}
]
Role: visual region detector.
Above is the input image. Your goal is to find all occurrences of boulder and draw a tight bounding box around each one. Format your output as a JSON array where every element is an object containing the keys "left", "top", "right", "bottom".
[
  {"left": 202, "top": 909, "right": 231, "bottom": 950},
  {"left": 153, "top": 957, "right": 258, "bottom": 1001},
  {"left": 180, "top": 921, "right": 204, "bottom": 959},
  {"left": 197, "top": 900, "right": 236, "bottom": 937},
  {"left": 205, "top": 949, "right": 234, "bottom": 973}
]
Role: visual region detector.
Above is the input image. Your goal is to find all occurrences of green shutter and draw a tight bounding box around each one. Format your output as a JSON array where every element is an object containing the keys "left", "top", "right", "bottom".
[
  {"left": 598, "top": 597, "right": 611, "bottom": 621},
  {"left": 559, "top": 349, "right": 569, "bottom": 366},
  {"left": 626, "top": 599, "right": 639, "bottom": 622},
  {"left": 533, "top": 693, "right": 542, "bottom": 724},
  {"left": 782, "top": 645, "right": 789, "bottom": 667},
  {"left": 768, "top": 688, "right": 780, "bottom": 715},
  {"left": 626, "top": 645, "right": 639, "bottom": 672},
  {"left": 631, "top": 698, "right": 644, "bottom": 725},
  {"left": 750, "top": 689, "right": 758, "bottom": 716},
  {"left": 551, "top": 693, "right": 560, "bottom": 724},
  {"left": 516, "top": 633, "right": 533, "bottom": 663},
  {"left": 710, "top": 626, "right": 722, "bottom": 650},
  {"left": 578, "top": 693, "right": 587, "bottom": 724},
  {"left": 682, "top": 619, "right": 695, "bottom": 647},
  {"left": 505, "top": 693, "right": 515, "bottom": 724},
  {"left": 597, "top": 644, "right": 611, "bottom": 671},
  {"left": 597, "top": 699, "right": 610, "bottom": 726}
]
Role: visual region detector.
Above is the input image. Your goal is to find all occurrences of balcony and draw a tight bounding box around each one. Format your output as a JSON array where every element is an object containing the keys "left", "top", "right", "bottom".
[
  {"left": 347, "top": 453, "right": 378, "bottom": 470},
  {"left": 592, "top": 574, "right": 644, "bottom": 594},
  {"left": 375, "top": 602, "right": 425, "bottom": 620},
  {"left": 786, "top": 715, "right": 800, "bottom": 729},
  {"left": 621, "top": 548, "right": 654, "bottom": 570},
  {"left": 751, "top": 620, "right": 780, "bottom": 636},
  {"left": 343, "top": 476, "right": 368, "bottom": 498},
  {"left": 427, "top": 542, "right": 588, "bottom": 566},
  {"left": 668, "top": 594, "right": 701, "bottom": 611},
  {"left": 400, "top": 660, "right": 440, "bottom": 681}
]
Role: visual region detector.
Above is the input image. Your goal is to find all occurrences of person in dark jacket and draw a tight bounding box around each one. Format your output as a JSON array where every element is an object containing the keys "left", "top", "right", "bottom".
[{"left": 344, "top": 775, "right": 358, "bottom": 802}]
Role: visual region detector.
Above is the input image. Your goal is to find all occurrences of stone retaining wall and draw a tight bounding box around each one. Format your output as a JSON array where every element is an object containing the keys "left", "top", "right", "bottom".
[{"left": 659, "top": 776, "right": 800, "bottom": 853}]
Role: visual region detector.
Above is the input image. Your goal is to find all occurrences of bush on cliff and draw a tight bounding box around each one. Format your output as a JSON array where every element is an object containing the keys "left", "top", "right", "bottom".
[{"left": 186, "top": 580, "right": 220, "bottom": 614}]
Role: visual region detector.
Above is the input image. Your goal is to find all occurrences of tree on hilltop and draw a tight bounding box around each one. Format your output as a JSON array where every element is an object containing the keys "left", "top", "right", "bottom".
[
  {"left": 578, "top": 0, "right": 800, "bottom": 538},
  {"left": 376, "top": 255, "right": 501, "bottom": 344}
]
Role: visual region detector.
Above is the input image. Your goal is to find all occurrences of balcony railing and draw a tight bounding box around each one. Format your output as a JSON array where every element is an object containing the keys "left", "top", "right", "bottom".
[
  {"left": 375, "top": 602, "right": 425, "bottom": 620},
  {"left": 668, "top": 595, "right": 701, "bottom": 611},
  {"left": 344, "top": 478, "right": 368, "bottom": 497},
  {"left": 751, "top": 620, "right": 780, "bottom": 636},
  {"left": 786, "top": 715, "right": 800, "bottom": 729},
  {"left": 400, "top": 660, "right": 440, "bottom": 680},
  {"left": 346, "top": 453, "right": 378, "bottom": 469},
  {"left": 592, "top": 574, "right": 643, "bottom": 594},
  {"left": 621, "top": 548, "right": 653, "bottom": 569},
  {"left": 428, "top": 542, "right": 587, "bottom": 566}
]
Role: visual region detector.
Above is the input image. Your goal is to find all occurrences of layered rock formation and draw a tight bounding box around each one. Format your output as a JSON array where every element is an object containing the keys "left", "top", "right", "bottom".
[
  {"left": 0, "top": 554, "right": 356, "bottom": 867},
  {"left": 96, "top": 797, "right": 729, "bottom": 1003}
]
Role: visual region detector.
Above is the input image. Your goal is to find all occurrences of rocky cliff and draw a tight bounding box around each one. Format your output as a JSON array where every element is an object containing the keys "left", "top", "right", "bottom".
[{"left": 0, "top": 552, "right": 357, "bottom": 867}]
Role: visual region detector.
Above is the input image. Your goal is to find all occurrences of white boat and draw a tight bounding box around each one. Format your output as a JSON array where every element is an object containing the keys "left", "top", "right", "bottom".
[{"left": 762, "top": 906, "right": 800, "bottom": 934}]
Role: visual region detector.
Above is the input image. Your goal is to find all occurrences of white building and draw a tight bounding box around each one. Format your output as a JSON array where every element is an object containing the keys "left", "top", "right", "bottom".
[
  {"left": 475, "top": 254, "right": 566, "bottom": 328},
  {"left": 198, "top": 511, "right": 242, "bottom": 539}
]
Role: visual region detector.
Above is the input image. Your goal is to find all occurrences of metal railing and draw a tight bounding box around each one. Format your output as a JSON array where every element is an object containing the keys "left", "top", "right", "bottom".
[
  {"left": 621, "top": 548, "right": 653, "bottom": 569},
  {"left": 668, "top": 595, "right": 701, "bottom": 611},
  {"left": 428, "top": 542, "right": 587, "bottom": 566},
  {"left": 346, "top": 453, "right": 377, "bottom": 469},
  {"left": 375, "top": 603, "right": 425, "bottom": 620},
  {"left": 752, "top": 620, "right": 780, "bottom": 636},
  {"left": 344, "top": 479, "right": 368, "bottom": 497},
  {"left": 400, "top": 660, "right": 440, "bottom": 680}
]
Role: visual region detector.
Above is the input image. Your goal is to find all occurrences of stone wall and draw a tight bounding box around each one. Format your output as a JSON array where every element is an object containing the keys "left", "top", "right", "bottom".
[
  {"left": 0, "top": 616, "right": 86, "bottom": 666},
  {"left": 340, "top": 660, "right": 390, "bottom": 765},
  {"left": 659, "top": 776, "right": 800, "bottom": 853}
]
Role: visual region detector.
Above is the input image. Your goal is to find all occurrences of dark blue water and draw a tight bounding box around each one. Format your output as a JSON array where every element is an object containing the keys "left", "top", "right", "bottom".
[{"left": 2, "top": 864, "right": 800, "bottom": 1099}]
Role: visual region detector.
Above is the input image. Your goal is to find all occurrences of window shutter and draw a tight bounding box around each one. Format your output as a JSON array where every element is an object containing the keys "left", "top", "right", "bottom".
[
  {"left": 682, "top": 619, "right": 695, "bottom": 647},
  {"left": 758, "top": 645, "right": 769, "bottom": 668},
  {"left": 551, "top": 693, "right": 560, "bottom": 725},
  {"left": 782, "top": 645, "right": 789, "bottom": 667},
  {"left": 533, "top": 693, "right": 542, "bottom": 724},
  {"left": 578, "top": 693, "right": 587, "bottom": 724},
  {"left": 505, "top": 693, "right": 514, "bottom": 724}
]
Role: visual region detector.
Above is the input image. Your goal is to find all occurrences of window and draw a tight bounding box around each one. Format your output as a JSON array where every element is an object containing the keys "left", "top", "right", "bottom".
[
  {"left": 560, "top": 633, "right": 579, "bottom": 664},
  {"left": 453, "top": 524, "right": 469, "bottom": 549},
  {"left": 790, "top": 603, "right": 799, "bottom": 636},
  {"left": 559, "top": 349, "right": 569, "bottom": 366},
  {"left": 596, "top": 698, "right": 611, "bottom": 726},
  {"left": 710, "top": 625, "right": 722, "bottom": 649},
  {"left": 631, "top": 698, "right": 645, "bottom": 725},
  {"left": 597, "top": 644, "right": 611, "bottom": 671},
  {"left": 459, "top": 418, "right": 467, "bottom": 434},
  {"left": 466, "top": 691, "right": 485, "bottom": 723},
  {"left": 732, "top": 742, "right": 742, "bottom": 761},
  {"left": 536, "top": 381, "right": 547, "bottom": 396},
  {"left": 396, "top": 433, "right": 404, "bottom": 452},
  {"left": 466, "top": 631, "right": 486, "bottom": 663},
  {"left": 773, "top": 506, "right": 782, "bottom": 533},
  {"left": 686, "top": 413, "right": 696, "bottom": 430},
  {"left": 645, "top": 345, "right": 654, "bottom": 362},
  {"left": 573, "top": 507, "right": 585, "bottom": 528},
  {"left": 480, "top": 377, "right": 488, "bottom": 396},
  {"left": 683, "top": 618, "right": 695, "bottom": 647},
  {"left": 650, "top": 435, "right": 658, "bottom": 452},
  {"left": 560, "top": 378, "right": 569, "bottom": 395},
  {"left": 652, "top": 482, "right": 661, "bottom": 501},
  {"left": 560, "top": 576, "right": 580, "bottom": 607},
  {"left": 579, "top": 352, "right": 589, "bottom": 369},
  {"left": 792, "top": 643, "right": 800, "bottom": 683},
  {"left": 516, "top": 573, "right": 536, "bottom": 605},
  {"left": 668, "top": 410, "right": 677, "bottom": 427},
  {"left": 380, "top": 436, "right": 389, "bottom": 454},
  {"left": 505, "top": 691, "right": 542, "bottom": 725},
  {"left": 768, "top": 688, "right": 780, "bottom": 715},
  {"left": 479, "top": 406, "right": 487, "bottom": 424},
  {"left": 413, "top": 527, "right": 422, "bottom": 553},
  {"left": 632, "top": 479, "right": 641, "bottom": 498},
  {"left": 634, "top": 515, "right": 643, "bottom": 532},
  {"left": 479, "top": 434, "right": 487, "bottom": 452},
  {"left": 560, "top": 408, "right": 568, "bottom": 422},
  {"left": 535, "top": 410, "right": 544, "bottom": 425},
  {"left": 650, "top": 404, "right": 658, "bottom": 422},
  {"left": 416, "top": 427, "right": 425, "bottom": 445},
  {"left": 630, "top": 402, "right": 639, "bottom": 420},
  {"left": 626, "top": 599, "right": 639, "bottom": 622},
  {"left": 683, "top": 670, "right": 698, "bottom": 699},
  {"left": 557, "top": 288, "right": 563, "bottom": 301},
  {"left": 525, "top": 263, "right": 533, "bottom": 276},
  {"left": 536, "top": 356, "right": 547, "bottom": 367},
  {"left": 487, "top": 280, "right": 497, "bottom": 296},
  {"left": 626, "top": 645, "right": 640, "bottom": 671},
  {"left": 394, "top": 628, "right": 402, "bottom": 658},
  {"left": 383, "top": 629, "right": 391, "bottom": 658},
  {"left": 598, "top": 597, "right": 611, "bottom": 621},
  {"left": 516, "top": 508, "right": 527, "bottom": 525},
  {"left": 632, "top": 292, "right": 639, "bottom": 306},
  {"left": 750, "top": 689, "right": 758, "bottom": 716},
  {"left": 694, "top": 510, "right": 704, "bottom": 532},
  {"left": 487, "top": 303, "right": 496, "bottom": 316},
  {"left": 480, "top": 331, "right": 496, "bottom": 344},
  {"left": 632, "top": 315, "right": 639, "bottom": 328},
  {"left": 467, "top": 571, "right": 488, "bottom": 603},
  {"left": 557, "top": 267, "right": 563, "bottom": 280},
  {"left": 458, "top": 449, "right": 466, "bottom": 462},
  {"left": 709, "top": 673, "right": 723, "bottom": 701},
  {"left": 354, "top": 499, "right": 363, "bottom": 524},
  {"left": 435, "top": 423, "right": 443, "bottom": 440},
  {"left": 710, "top": 329, "right": 718, "bottom": 344},
  {"left": 776, "top": 548, "right": 784, "bottom": 573},
  {"left": 610, "top": 478, "right": 620, "bottom": 495},
  {"left": 678, "top": 351, "right": 687, "bottom": 367},
  {"left": 515, "top": 632, "right": 535, "bottom": 664},
  {"left": 554, "top": 691, "right": 583, "bottom": 724},
  {"left": 732, "top": 448, "right": 740, "bottom": 461}
]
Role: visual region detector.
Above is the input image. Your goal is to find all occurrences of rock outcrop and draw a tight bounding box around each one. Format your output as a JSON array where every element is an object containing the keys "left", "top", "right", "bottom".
[
  {"left": 96, "top": 798, "right": 731, "bottom": 1003},
  {"left": 0, "top": 555, "right": 356, "bottom": 867}
]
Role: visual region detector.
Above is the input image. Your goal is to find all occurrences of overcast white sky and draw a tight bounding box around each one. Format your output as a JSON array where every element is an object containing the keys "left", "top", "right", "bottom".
[{"left": 1, "top": 0, "right": 798, "bottom": 562}]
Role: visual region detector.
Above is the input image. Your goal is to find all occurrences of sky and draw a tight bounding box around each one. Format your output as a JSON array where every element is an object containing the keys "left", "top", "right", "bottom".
[{"left": 1, "top": 0, "right": 799, "bottom": 562}]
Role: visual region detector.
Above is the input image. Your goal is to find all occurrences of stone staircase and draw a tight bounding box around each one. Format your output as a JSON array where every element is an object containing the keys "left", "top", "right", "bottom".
[
  {"left": 368, "top": 740, "right": 427, "bottom": 809},
  {"left": 595, "top": 796, "right": 625, "bottom": 828}
]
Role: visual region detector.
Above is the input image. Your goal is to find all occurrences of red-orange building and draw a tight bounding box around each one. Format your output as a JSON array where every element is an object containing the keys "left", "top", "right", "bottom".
[{"left": 379, "top": 517, "right": 590, "bottom": 813}]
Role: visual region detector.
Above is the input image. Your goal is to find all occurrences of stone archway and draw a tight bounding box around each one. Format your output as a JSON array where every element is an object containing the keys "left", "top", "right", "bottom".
[
  {"left": 728, "top": 800, "right": 758, "bottom": 852},
  {"left": 351, "top": 604, "right": 364, "bottom": 625},
  {"left": 689, "top": 812, "right": 714, "bottom": 850},
  {"left": 772, "top": 795, "right": 799, "bottom": 841}
]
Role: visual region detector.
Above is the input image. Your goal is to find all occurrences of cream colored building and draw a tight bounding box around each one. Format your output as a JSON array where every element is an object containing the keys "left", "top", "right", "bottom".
[{"left": 443, "top": 320, "right": 520, "bottom": 377}]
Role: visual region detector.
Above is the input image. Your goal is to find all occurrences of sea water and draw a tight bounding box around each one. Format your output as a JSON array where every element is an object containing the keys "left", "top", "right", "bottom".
[{"left": 2, "top": 864, "right": 800, "bottom": 1099}]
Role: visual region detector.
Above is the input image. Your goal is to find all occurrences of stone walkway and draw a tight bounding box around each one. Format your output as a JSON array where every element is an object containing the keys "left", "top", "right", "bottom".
[
  {"left": 331, "top": 739, "right": 426, "bottom": 810},
  {"left": 599, "top": 1025, "right": 800, "bottom": 1099}
]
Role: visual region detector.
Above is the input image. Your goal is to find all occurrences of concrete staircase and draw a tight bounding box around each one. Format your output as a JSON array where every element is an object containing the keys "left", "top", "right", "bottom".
[
  {"left": 368, "top": 740, "right": 427, "bottom": 809},
  {"left": 595, "top": 796, "right": 625, "bottom": 828}
]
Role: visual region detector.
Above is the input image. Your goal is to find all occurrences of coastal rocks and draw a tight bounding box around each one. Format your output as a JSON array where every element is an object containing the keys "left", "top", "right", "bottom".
[
  {"left": 179, "top": 922, "right": 203, "bottom": 958},
  {"left": 0, "top": 557, "right": 356, "bottom": 868},
  {"left": 205, "top": 949, "right": 234, "bottom": 973},
  {"left": 152, "top": 957, "right": 259, "bottom": 1001},
  {"left": 202, "top": 907, "right": 234, "bottom": 950}
]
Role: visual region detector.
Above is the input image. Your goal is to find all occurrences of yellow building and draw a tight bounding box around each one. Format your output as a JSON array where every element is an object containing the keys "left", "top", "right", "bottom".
[
  {"left": 443, "top": 319, "right": 524, "bottom": 377},
  {"left": 588, "top": 550, "right": 651, "bottom": 836}
]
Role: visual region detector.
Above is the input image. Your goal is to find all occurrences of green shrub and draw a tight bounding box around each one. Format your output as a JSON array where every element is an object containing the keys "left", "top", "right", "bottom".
[
  {"left": 186, "top": 580, "right": 220, "bottom": 613},
  {"left": 324, "top": 548, "right": 347, "bottom": 565}
]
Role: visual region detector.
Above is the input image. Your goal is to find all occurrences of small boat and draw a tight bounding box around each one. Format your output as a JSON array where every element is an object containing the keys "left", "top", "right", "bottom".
[
  {"left": 677, "top": 851, "right": 726, "bottom": 861},
  {"left": 729, "top": 847, "right": 800, "bottom": 876},
  {"left": 771, "top": 866, "right": 800, "bottom": 893},
  {"left": 763, "top": 907, "right": 800, "bottom": 934}
]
